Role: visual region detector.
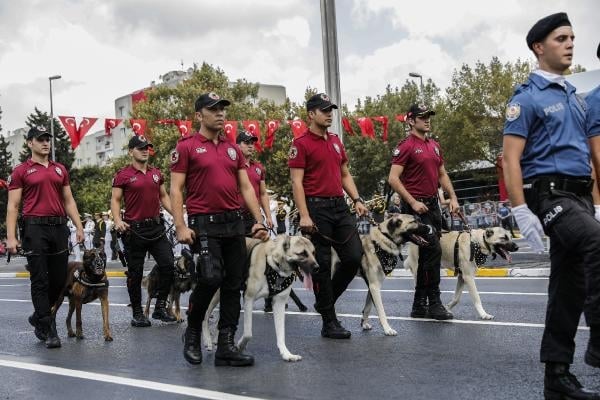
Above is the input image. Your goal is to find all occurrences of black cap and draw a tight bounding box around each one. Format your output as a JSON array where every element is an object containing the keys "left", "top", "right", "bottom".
[
  {"left": 306, "top": 93, "right": 338, "bottom": 112},
  {"left": 194, "top": 92, "right": 231, "bottom": 111},
  {"left": 526, "top": 12, "right": 571, "bottom": 50},
  {"left": 597, "top": 41, "right": 600, "bottom": 59},
  {"left": 26, "top": 126, "right": 52, "bottom": 140},
  {"left": 128, "top": 135, "right": 153, "bottom": 149},
  {"left": 236, "top": 131, "right": 258, "bottom": 144},
  {"left": 406, "top": 104, "right": 435, "bottom": 119}
]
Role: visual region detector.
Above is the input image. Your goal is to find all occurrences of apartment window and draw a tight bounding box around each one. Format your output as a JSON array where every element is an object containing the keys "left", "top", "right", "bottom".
[{"left": 119, "top": 106, "right": 125, "bottom": 117}]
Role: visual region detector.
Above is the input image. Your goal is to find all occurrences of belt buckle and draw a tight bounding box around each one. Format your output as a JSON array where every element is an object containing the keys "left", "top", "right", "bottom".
[{"left": 209, "top": 215, "right": 214, "bottom": 223}]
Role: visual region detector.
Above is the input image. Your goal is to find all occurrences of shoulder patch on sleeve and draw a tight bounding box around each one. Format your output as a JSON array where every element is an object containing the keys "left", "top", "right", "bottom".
[
  {"left": 392, "top": 148, "right": 400, "bottom": 157},
  {"left": 288, "top": 146, "right": 298, "bottom": 159},
  {"left": 170, "top": 150, "right": 179, "bottom": 164},
  {"left": 505, "top": 103, "right": 521, "bottom": 122}
]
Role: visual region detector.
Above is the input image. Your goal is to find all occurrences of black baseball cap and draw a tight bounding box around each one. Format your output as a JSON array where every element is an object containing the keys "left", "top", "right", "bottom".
[
  {"left": 236, "top": 131, "right": 258, "bottom": 144},
  {"left": 26, "top": 126, "right": 52, "bottom": 140},
  {"left": 128, "top": 135, "right": 153, "bottom": 149},
  {"left": 526, "top": 12, "right": 571, "bottom": 50},
  {"left": 406, "top": 104, "right": 435, "bottom": 119},
  {"left": 194, "top": 92, "right": 231, "bottom": 111},
  {"left": 597, "top": 41, "right": 600, "bottom": 59},
  {"left": 306, "top": 93, "right": 338, "bottom": 112}
]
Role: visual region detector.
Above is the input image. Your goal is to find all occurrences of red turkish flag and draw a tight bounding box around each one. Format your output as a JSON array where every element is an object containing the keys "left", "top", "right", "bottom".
[
  {"left": 176, "top": 120, "right": 192, "bottom": 137},
  {"left": 130, "top": 119, "right": 147, "bottom": 136},
  {"left": 58, "top": 116, "right": 80, "bottom": 149},
  {"left": 372, "top": 116, "right": 389, "bottom": 142},
  {"left": 356, "top": 117, "right": 375, "bottom": 139},
  {"left": 156, "top": 119, "right": 175, "bottom": 125},
  {"left": 395, "top": 114, "right": 406, "bottom": 122},
  {"left": 264, "top": 120, "right": 280, "bottom": 148},
  {"left": 77, "top": 118, "right": 98, "bottom": 144},
  {"left": 131, "top": 89, "right": 147, "bottom": 104},
  {"left": 341, "top": 117, "right": 355, "bottom": 136},
  {"left": 242, "top": 120, "right": 263, "bottom": 152},
  {"left": 287, "top": 120, "right": 307, "bottom": 139},
  {"left": 104, "top": 118, "right": 123, "bottom": 136},
  {"left": 223, "top": 120, "right": 238, "bottom": 142}
]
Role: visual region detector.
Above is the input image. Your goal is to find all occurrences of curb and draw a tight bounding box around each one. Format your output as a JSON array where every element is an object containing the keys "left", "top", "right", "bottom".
[{"left": 0, "top": 268, "right": 551, "bottom": 279}]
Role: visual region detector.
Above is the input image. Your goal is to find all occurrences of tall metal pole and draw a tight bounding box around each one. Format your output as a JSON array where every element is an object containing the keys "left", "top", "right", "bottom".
[
  {"left": 320, "top": 0, "right": 342, "bottom": 141},
  {"left": 409, "top": 72, "right": 423, "bottom": 101},
  {"left": 49, "top": 75, "right": 61, "bottom": 161}
]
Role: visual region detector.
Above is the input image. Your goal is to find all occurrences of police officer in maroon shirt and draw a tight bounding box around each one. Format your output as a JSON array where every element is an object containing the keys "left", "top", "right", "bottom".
[
  {"left": 6, "top": 126, "right": 84, "bottom": 349},
  {"left": 111, "top": 135, "right": 176, "bottom": 327},
  {"left": 388, "top": 104, "right": 459, "bottom": 320},
  {"left": 236, "top": 130, "right": 274, "bottom": 235},
  {"left": 170, "top": 92, "right": 268, "bottom": 367},
  {"left": 289, "top": 92, "right": 368, "bottom": 339}
]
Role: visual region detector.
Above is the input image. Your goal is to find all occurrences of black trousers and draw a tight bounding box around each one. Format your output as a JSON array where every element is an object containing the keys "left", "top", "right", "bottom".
[
  {"left": 22, "top": 223, "right": 70, "bottom": 319},
  {"left": 241, "top": 209, "right": 255, "bottom": 237},
  {"left": 528, "top": 190, "right": 600, "bottom": 364},
  {"left": 121, "top": 223, "right": 174, "bottom": 305},
  {"left": 187, "top": 218, "right": 246, "bottom": 331},
  {"left": 401, "top": 201, "right": 443, "bottom": 292},
  {"left": 306, "top": 198, "right": 363, "bottom": 322}
]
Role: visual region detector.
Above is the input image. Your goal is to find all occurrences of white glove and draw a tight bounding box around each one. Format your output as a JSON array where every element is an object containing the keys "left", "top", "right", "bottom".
[
  {"left": 512, "top": 204, "right": 545, "bottom": 253},
  {"left": 595, "top": 205, "right": 600, "bottom": 222}
]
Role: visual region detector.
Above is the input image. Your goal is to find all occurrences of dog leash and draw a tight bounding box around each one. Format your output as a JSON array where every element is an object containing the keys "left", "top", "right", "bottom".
[{"left": 301, "top": 224, "right": 357, "bottom": 245}]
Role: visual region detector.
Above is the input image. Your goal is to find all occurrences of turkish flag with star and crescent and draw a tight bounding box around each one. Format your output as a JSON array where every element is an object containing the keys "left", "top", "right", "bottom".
[
  {"left": 77, "top": 117, "right": 98, "bottom": 143},
  {"left": 223, "top": 120, "right": 238, "bottom": 142},
  {"left": 264, "top": 120, "right": 280, "bottom": 149},
  {"left": 356, "top": 117, "right": 375, "bottom": 139},
  {"left": 176, "top": 120, "right": 192, "bottom": 137},
  {"left": 58, "top": 116, "right": 80, "bottom": 149},
  {"left": 130, "top": 119, "right": 147, "bottom": 136},
  {"left": 287, "top": 120, "right": 307, "bottom": 139},
  {"left": 242, "top": 120, "right": 263, "bottom": 152},
  {"left": 104, "top": 118, "right": 123, "bottom": 136}
]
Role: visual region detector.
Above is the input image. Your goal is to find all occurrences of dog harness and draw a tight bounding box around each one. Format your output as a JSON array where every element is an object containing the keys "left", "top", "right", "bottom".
[
  {"left": 73, "top": 269, "right": 109, "bottom": 288},
  {"left": 265, "top": 264, "right": 295, "bottom": 297},
  {"left": 453, "top": 232, "right": 489, "bottom": 276}
]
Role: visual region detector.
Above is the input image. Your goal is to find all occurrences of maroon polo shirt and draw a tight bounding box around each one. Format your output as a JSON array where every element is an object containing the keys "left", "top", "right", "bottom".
[
  {"left": 391, "top": 134, "right": 443, "bottom": 198},
  {"left": 170, "top": 133, "right": 245, "bottom": 214},
  {"left": 112, "top": 165, "right": 164, "bottom": 221},
  {"left": 287, "top": 130, "right": 348, "bottom": 197},
  {"left": 239, "top": 160, "right": 265, "bottom": 210},
  {"left": 8, "top": 159, "right": 69, "bottom": 217}
]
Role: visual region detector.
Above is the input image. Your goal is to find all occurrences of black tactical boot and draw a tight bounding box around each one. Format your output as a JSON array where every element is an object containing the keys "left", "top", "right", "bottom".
[
  {"left": 131, "top": 304, "right": 151, "bottom": 327},
  {"left": 152, "top": 299, "right": 177, "bottom": 323},
  {"left": 40, "top": 316, "right": 61, "bottom": 349},
  {"left": 321, "top": 318, "right": 351, "bottom": 339},
  {"left": 427, "top": 288, "right": 453, "bottom": 320},
  {"left": 585, "top": 326, "right": 600, "bottom": 368},
  {"left": 410, "top": 289, "right": 428, "bottom": 318},
  {"left": 28, "top": 312, "right": 48, "bottom": 341},
  {"left": 215, "top": 327, "right": 254, "bottom": 367},
  {"left": 544, "top": 363, "right": 600, "bottom": 399},
  {"left": 182, "top": 326, "right": 202, "bottom": 365}
]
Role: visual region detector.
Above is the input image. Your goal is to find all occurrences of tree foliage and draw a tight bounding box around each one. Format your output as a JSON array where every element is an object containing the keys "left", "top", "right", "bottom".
[
  {"left": 19, "top": 107, "right": 75, "bottom": 168},
  {"left": 0, "top": 107, "right": 12, "bottom": 236}
]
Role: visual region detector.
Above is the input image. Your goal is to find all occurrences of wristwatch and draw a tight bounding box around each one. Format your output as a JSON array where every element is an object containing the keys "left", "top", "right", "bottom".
[{"left": 353, "top": 197, "right": 365, "bottom": 204}]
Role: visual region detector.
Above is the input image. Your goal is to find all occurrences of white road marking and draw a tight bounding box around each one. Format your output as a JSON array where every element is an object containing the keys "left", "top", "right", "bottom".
[
  {"left": 0, "top": 298, "right": 587, "bottom": 330},
  {"left": 0, "top": 358, "right": 267, "bottom": 400}
]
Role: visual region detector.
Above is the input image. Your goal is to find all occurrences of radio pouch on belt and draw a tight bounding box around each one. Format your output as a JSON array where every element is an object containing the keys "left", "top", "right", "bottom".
[{"left": 196, "top": 233, "right": 222, "bottom": 286}]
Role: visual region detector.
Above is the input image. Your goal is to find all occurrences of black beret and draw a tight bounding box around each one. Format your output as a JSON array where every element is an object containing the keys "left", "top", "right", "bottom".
[{"left": 526, "top": 12, "right": 571, "bottom": 50}]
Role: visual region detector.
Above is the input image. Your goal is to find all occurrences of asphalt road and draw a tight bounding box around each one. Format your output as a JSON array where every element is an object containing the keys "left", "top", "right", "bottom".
[{"left": 1, "top": 269, "right": 599, "bottom": 400}]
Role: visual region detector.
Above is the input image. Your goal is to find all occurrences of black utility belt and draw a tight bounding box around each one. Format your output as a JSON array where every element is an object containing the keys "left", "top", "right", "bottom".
[
  {"left": 413, "top": 196, "right": 438, "bottom": 205},
  {"left": 524, "top": 176, "right": 593, "bottom": 196},
  {"left": 23, "top": 216, "right": 67, "bottom": 225},
  {"left": 126, "top": 217, "right": 162, "bottom": 229},
  {"left": 188, "top": 210, "right": 242, "bottom": 226},
  {"left": 306, "top": 196, "right": 345, "bottom": 207}
]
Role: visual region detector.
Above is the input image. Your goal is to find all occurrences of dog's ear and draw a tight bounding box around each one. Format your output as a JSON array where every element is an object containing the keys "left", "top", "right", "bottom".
[{"left": 485, "top": 228, "right": 494, "bottom": 238}]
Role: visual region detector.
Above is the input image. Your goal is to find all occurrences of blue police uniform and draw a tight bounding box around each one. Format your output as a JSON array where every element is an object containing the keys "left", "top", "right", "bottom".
[
  {"left": 504, "top": 71, "right": 600, "bottom": 366},
  {"left": 586, "top": 85, "right": 600, "bottom": 137}
]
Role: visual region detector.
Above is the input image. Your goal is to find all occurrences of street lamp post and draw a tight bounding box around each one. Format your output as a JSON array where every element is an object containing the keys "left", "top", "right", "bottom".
[
  {"left": 49, "top": 75, "right": 61, "bottom": 161},
  {"left": 408, "top": 72, "right": 424, "bottom": 100},
  {"left": 320, "top": 0, "right": 342, "bottom": 141}
]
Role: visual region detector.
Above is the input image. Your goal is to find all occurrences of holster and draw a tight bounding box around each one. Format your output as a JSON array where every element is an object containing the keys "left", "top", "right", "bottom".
[{"left": 195, "top": 232, "right": 222, "bottom": 286}]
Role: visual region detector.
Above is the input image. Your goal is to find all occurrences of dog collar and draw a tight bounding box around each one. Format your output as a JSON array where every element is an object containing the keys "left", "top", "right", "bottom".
[{"left": 74, "top": 269, "right": 109, "bottom": 288}]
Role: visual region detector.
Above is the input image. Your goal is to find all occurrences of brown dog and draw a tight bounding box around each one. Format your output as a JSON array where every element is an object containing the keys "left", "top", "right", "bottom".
[{"left": 53, "top": 248, "right": 112, "bottom": 341}]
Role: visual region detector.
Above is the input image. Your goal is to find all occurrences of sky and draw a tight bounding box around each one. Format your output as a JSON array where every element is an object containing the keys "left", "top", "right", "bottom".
[{"left": 0, "top": 0, "right": 598, "bottom": 133}]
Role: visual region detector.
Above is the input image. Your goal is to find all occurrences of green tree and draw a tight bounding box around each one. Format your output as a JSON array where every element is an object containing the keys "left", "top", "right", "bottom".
[
  {"left": 434, "top": 57, "right": 532, "bottom": 171},
  {"left": 0, "top": 107, "right": 12, "bottom": 236},
  {"left": 19, "top": 107, "right": 75, "bottom": 168}
]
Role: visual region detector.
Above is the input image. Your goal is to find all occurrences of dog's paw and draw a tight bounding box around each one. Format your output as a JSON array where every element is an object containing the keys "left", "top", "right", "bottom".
[
  {"left": 104, "top": 335, "right": 113, "bottom": 342},
  {"left": 383, "top": 327, "right": 398, "bottom": 336},
  {"left": 282, "top": 353, "right": 302, "bottom": 362},
  {"left": 361, "top": 320, "right": 373, "bottom": 330},
  {"left": 176, "top": 318, "right": 185, "bottom": 323},
  {"left": 480, "top": 313, "right": 494, "bottom": 320},
  {"left": 67, "top": 331, "right": 76, "bottom": 338},
  {"left": 76, "top": 334, "right": 85, "bottom": 340}
]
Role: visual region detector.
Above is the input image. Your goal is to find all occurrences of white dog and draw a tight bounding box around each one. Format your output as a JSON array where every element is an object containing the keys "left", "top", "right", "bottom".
[{"left": 405, "top": 227, "right": 518, "bottom": 319}]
